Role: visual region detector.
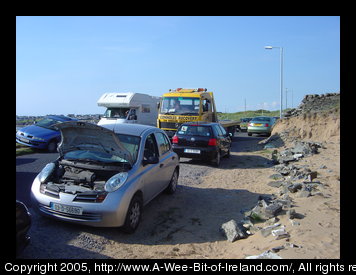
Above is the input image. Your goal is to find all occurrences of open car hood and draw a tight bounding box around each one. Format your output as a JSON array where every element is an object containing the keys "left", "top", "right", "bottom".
[{"left": 55, "top": 121, "right": 134, "bottom": 165}]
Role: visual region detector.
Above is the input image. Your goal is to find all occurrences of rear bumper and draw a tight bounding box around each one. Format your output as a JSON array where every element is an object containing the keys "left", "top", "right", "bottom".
[
  {"left": 247, "top": 126, "right": 271, "bottom": 134},
  {"left": 172, "top": 145, "right": 217, "bottom": 160}
]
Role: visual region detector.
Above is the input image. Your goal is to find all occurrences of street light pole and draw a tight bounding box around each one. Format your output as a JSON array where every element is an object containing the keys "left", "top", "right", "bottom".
[{"left": 265, "top": 46, "right": 284, "bottom": 119}]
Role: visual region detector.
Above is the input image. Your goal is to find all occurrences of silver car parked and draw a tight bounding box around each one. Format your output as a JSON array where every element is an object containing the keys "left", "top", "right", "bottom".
[{"left": 31, "top": 121, "right": 179, "bottom": 233}]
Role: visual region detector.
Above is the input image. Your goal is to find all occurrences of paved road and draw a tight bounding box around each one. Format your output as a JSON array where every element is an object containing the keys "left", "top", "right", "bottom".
[{"left": 16, "top": 152, "right": 58, "bottom": 206}]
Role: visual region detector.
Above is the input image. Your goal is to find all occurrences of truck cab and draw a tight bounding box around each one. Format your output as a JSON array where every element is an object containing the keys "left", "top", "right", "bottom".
[{"left": 157, "top": 88, "right": 218, "bottom": 138}]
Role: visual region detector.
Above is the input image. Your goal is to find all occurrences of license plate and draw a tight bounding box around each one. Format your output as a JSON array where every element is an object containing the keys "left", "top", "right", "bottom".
[
  {"left": 50, "top": 202, "right": 83, "bottom": 215},
  {"left": 184, "top": 149, "right": 201, "bottom": 154},
  {"left": 19, "top": 137, "right": 29, "bottom": 143},
  {"left": 254, "top": 123, "right": 263, "bottom": 126}
]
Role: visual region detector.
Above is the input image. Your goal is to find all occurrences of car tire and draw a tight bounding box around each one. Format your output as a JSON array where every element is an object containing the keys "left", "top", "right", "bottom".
[
  {"left": 224, "top": 148, "right": 231, "bottom": 158},
  {"left": 165, "top": 168, "right": 178, "bottom": 194},
  {"left": 47, "top": 140, "right": 58, "bottom": 153},
  {"left": 247, "top": 133, "right": 252, "bottom": 136},
  {"left": 212, "top": 150, "right": 220, "bottom": 167},
  {"left": 122, "top": 195, "right": 142, "bottom": 234}
]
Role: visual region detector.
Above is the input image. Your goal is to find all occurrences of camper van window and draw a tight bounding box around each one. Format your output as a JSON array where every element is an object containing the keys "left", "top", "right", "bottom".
[
  {"left": 142, "top": 104, "right": 151, "bottom": 113},
  {"left": 104, "top": 108, "right": 130, "bottom": 119}
]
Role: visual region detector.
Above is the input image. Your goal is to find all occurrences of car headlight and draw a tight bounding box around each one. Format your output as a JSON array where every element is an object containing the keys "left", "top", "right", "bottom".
[
  {"left": 38, "top": 163, "right": 55, "bottom": 183},
  {"left": 104, "top": 172, "right": 128, "bottom": 192}
]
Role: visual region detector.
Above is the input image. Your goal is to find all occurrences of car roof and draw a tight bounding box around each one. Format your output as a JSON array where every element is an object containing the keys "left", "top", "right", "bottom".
[{"left": 102, "top": 123, "right": 158, "bottom": 136}]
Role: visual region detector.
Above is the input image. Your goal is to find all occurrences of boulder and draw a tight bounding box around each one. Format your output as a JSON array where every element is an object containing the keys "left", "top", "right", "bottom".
[{"left": 220, "top": 220, "right": 247, "bottom": 242}]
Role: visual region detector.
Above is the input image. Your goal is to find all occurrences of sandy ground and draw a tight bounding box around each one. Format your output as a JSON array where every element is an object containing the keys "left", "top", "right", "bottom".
[{"left": 20, "top": 112, "right": 340, "bottom": 259}]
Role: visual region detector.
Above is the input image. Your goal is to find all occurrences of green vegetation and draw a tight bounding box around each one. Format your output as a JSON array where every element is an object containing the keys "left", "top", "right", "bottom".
[
  {"left": 218, "top": 109, "right": 283, "bottom": 121},
  {"left": 16, "top": 143, "right": 37, "bottom": 156}
]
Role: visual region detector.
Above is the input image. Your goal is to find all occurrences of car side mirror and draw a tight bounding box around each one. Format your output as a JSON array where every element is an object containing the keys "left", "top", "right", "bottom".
[{"left": 142, "top": 156, "right": 159, "bottom": 166}]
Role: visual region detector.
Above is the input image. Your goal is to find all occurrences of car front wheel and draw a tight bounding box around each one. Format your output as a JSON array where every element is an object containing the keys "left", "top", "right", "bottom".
[{"left": 122, "top": 195, "right": 142, "bottom": 234}]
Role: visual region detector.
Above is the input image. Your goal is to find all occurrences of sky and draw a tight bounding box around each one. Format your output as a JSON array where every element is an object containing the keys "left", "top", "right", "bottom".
[{"left": 16, "top": 16, "right": 340, "bottom": 116}]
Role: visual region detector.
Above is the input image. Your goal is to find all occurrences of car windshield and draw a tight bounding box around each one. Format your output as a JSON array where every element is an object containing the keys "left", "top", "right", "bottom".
[
  {"left": 160, "top": 97, "right": 200, "bottom": 115},
  {"left": 35, "top": 117, "right": 62, "bottom": 130},
  {"left": 103, "top": 107, "right": 130, "bottom": 119},
  {"left": 177, "top": 125, "right": 212, "bottom": 137},
  {"left": 64, "top": 134, "right": 140, "bottom": 164}
]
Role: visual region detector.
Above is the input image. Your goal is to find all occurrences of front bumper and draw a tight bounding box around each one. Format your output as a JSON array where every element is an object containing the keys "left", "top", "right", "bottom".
[
  {"left": 16, "top": 135, "right": 47, "bottom": 149},
  {"left": 31, "top": 178, "right": 129, "bottom": 228}
]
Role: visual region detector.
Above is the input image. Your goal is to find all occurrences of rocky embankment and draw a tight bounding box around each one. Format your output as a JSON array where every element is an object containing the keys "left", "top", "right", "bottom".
[{"left": 219, "top": 92, "right": 340, "bottom": 259}]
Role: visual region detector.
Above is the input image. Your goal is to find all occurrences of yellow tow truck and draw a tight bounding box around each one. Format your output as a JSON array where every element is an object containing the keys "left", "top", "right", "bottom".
[{"left": 157, "top": 88, "right": 240, "bottom": 138}]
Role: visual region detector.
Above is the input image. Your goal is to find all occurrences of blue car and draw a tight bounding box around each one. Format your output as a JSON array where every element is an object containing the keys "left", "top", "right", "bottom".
[{"left": 16, "top": 115, "right": 77, "bottom": 152}]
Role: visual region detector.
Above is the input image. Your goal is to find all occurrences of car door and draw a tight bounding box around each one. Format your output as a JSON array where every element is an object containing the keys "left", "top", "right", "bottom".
[
  {"left": 141, "top": 133, "right": 163, "bottom": 203},
  {"left": 217, "top": 125, "right": 230, "bottom": 155},
  {"left": 154, "top": 131, "right": 176, "bottom": 191}
]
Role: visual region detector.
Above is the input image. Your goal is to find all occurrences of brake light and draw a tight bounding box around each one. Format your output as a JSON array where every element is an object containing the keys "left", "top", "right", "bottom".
[
  {"left": 265, "top": 123, "right": 269, "bottom": 127},
  {"left": 172, "top": 135, "right": 179, "bottom": 144},
  {"left": 208, "top": 138, "right": 217, "bottom": 146}
]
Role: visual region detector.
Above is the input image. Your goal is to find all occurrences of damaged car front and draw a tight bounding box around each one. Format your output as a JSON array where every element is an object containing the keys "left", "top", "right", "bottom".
[{"left": 31, "top": 121, "right": 140, "bottom": 228}]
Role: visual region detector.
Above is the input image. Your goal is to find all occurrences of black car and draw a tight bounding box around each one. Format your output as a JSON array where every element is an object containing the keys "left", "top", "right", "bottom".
[
  {"left": 172, "top": 122, "right": 232, "bottom": 167},
  {"left": 16, "top": 200, "right": 31, "bottom": 256}
]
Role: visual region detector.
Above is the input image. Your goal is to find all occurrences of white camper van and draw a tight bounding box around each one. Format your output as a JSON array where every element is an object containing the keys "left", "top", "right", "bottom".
[{"left": 97, "top": 92, "right": 160, "bottom": 127}]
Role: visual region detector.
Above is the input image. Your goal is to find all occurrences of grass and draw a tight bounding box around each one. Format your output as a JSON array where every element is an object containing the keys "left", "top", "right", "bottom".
[
  {"left": 16, "top": 143, "right": 37, "bottom": 156},
  {"left": 218, "top": 110, "right": 282, "bottom": 121}
]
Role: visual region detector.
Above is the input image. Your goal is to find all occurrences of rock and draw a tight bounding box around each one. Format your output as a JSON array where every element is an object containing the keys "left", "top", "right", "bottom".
[
  {"left": 267, "top": 181, "right": 285, "bottom": 188},
  {"left": 287, "top": 209, "right": 297, "bottom": 219},
  {"left": 272, "top": 227, "right": 290, "bottom": 240},
  {"left": 307, "top": 171, "right": 318, "bottom": 182},
  {"left": 269, "top": 173, "right": 284, "bottom": 180},
  {"left": 245, "top": 251, "right": 283, "bottom": 259},
  {"left": 260, "top": 223, "right": 281, "bottom": 237},
  {"left": 220, "top": 220, "right": 247, "bottom": 242},
  {"left": 271, "top": 246, "right": 285, "bottom": 253},
  {"left": 288, "top": 183, "right": 303, "bottom": 193},
  {"left": 264, "top": 203, "right": 283, "bottom": 218}
]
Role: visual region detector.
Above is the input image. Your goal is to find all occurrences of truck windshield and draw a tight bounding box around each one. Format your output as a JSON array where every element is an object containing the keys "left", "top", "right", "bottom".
[
  {"left": 103, "top": 108, "right": 130, "bottom": 119},
  {"left": 160, "top": 97, "right": 200, "bottom": 115}
]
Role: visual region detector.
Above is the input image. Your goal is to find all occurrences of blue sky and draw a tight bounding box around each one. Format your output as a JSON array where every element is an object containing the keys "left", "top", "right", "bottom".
[{"left": 16, "top": 16, "right": 340, "bottom": 116}]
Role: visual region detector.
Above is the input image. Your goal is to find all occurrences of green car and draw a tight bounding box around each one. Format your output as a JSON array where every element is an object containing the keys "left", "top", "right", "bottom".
[{"left": 247, "top": 116, "right": 276, "bottom": 136}]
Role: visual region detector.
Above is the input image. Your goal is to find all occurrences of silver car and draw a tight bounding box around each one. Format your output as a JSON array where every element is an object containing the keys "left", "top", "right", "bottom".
[{"left": 31, "top": 121, "right": 179, "bottom": 233}]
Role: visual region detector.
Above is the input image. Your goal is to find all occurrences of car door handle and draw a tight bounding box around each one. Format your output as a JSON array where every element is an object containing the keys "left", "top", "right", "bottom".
[{"left": 160, "top": 163, "right": 164, "bottom": 168}]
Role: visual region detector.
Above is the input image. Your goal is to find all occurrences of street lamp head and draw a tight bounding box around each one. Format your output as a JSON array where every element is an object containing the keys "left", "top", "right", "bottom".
[{"left": 264, "top": 46, "right": 273, "bottom": 49}]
